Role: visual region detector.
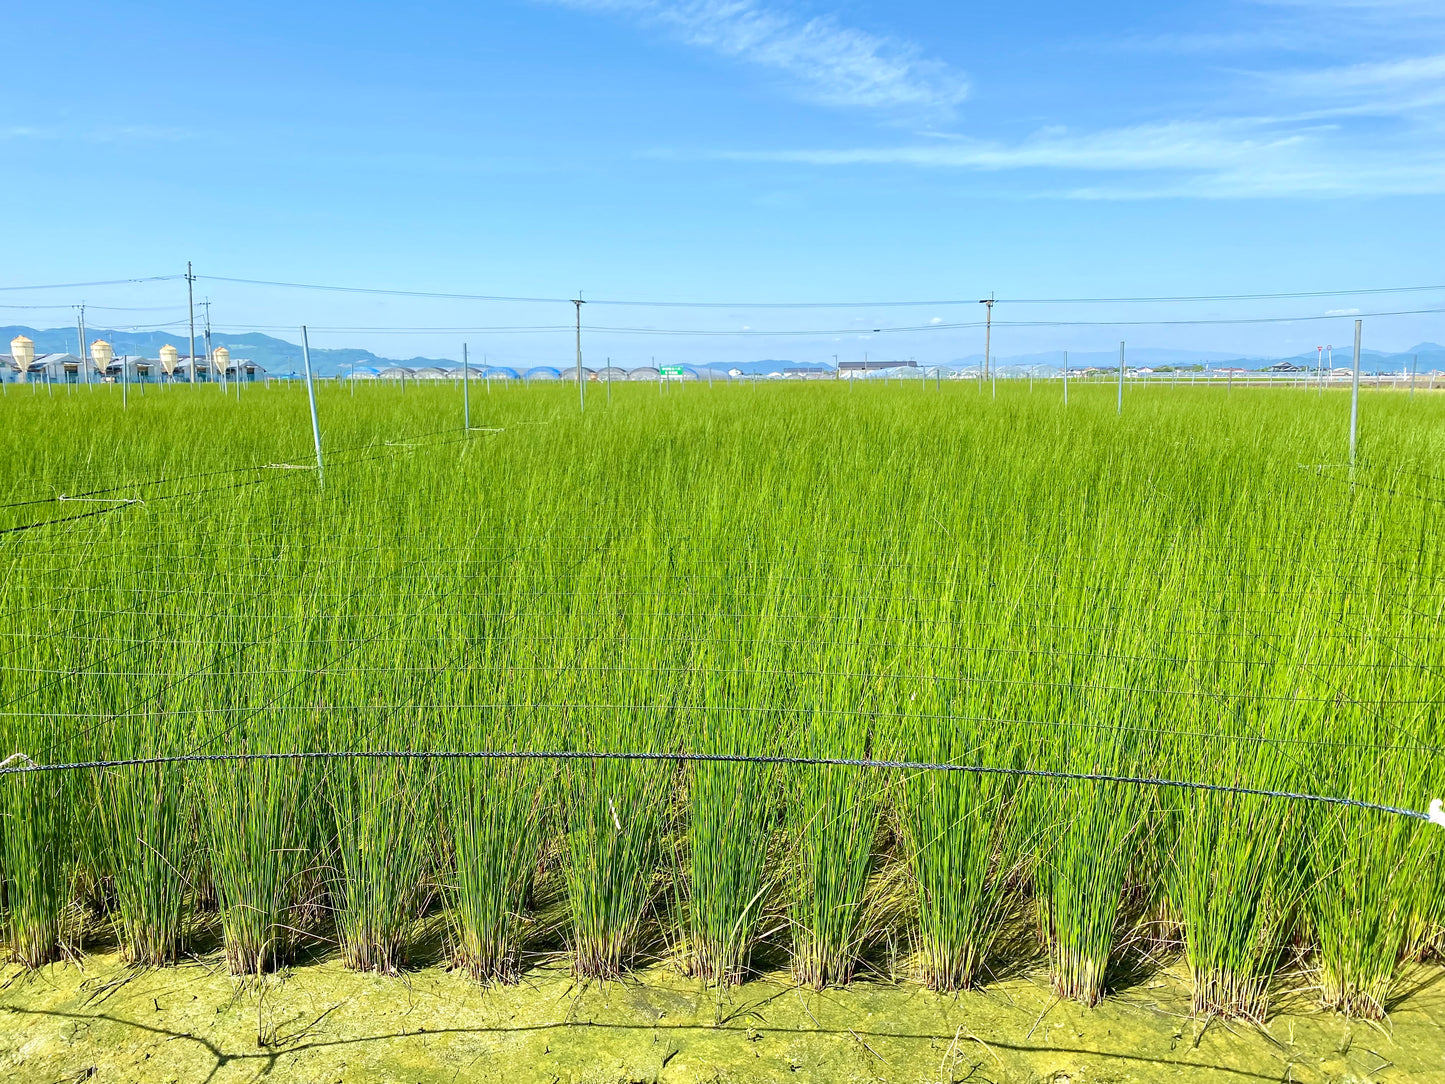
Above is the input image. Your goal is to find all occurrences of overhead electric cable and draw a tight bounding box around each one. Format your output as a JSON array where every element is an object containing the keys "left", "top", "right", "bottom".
[
  {"left": 0, "top": 276, "right": 183, "bottom": 292},
  {"left": 190, "top": 273, "right": 1445, "bottom": 309},
  {"left": 209, "top": 305, "right": 1445, "bottom": 339}
]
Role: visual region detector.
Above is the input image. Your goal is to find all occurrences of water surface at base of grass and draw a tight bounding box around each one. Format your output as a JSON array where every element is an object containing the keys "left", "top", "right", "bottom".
[{"left": 4, "top": 953, "right": 1445, "bottom": 1083}]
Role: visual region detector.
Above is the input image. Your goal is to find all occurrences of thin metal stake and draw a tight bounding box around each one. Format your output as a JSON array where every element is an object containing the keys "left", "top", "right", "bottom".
[
  {"left": 1063, "top": 351, "right": 1068, "bottom": 406},
  {"left": 462, "top": 342, "right": 470, "bottom": 430},
  {"left": 1349, "top": 319, "right": 1362, "bottom": 469},
  {"left": 1117, "top": 341, "right": 1125, "bottom": 414},
  {"left": 574, "top": 296, "right": 585, "bottom": 412},
  {"left": 301, "top": 326, "right": 325, "bottom": 487}
]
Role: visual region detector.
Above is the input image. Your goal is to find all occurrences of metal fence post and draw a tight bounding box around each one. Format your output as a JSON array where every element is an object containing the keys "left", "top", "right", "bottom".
[
  {"left": 1117, "top": 342, "right": 1124, "bottom": 414},
  {"left": 462, "top": 342, "right": 471, "bottom": 430},
  {"left": 1349, "top": 319, "right": 1362, "bottom": 468},
  {"left": 301, "top": 326, "right": 325, "bottom": 487}
]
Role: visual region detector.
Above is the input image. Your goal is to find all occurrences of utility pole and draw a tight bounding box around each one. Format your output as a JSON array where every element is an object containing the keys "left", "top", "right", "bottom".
[
  {"left": 187, "top": 262, "right": 197, "bottom": 384},
  {"left": 75, "top": 304, "right": 89, "bottom": 387},
  {"left": 979, "top": 295, "right": 994, "bottom": 390},
  {"left": 574, "top": 296, "right": 585, "bottom": 412},
  {"left": 203, "top": 299, "right": 219, "bottom": 391},
  {"left": 462, "top": 342, "right": 471, "bottom": 429},
  {"left": 1349, "top": 320, "right": 1362, "bottom": 468}
]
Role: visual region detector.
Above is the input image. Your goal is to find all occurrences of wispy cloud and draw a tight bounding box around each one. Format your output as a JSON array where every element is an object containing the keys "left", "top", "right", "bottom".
[
  {"left": 1277, "top": 52, "right": 1445, "bottom": 91},
  {"left": 546, "top": 1, "right": 967, "bottom": 116},
  {"left": 1, "top": 123, "right": 194, "bottom": 143},
  {"left": 719, "top": 121, "right": 1307, "bottom": 172},
  {"left": 568, "top": 1, "right": 1443, "bottom": 198},
  {"left": 707, "top": 117, "right": 1445, "bottom": 198}
]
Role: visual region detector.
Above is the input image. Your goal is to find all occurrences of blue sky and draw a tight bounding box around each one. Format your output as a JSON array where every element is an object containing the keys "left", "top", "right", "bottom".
[{"left": 3, "top": 0, "right": 1443, "bottom": 366}]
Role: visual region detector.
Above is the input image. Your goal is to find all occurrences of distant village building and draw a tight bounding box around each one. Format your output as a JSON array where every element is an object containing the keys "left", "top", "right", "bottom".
[{"left": 838, "top": 360, "right": 918, "bottom": 374}]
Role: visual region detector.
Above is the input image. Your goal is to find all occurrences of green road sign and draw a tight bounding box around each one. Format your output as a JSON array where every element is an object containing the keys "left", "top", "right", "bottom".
[{"left": 660, "top": 366, "right": 684, "bottom": 376}]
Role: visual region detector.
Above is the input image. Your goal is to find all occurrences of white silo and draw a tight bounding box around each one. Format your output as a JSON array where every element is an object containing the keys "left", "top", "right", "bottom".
[
  {"left": 10, "top": 335, "right": 34, "bottom": 382},
  {"left": 159, "top": 344, "right": 179, "bottom": 379},
  {"left": 213, "top": 346, "right": 231, "bottom": 378},
  {"left": 91, "top": 339, "right": 115, "bottom": 375}
]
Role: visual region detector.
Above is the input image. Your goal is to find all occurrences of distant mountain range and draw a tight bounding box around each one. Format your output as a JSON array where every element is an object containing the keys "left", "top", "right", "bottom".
[{"left": 5, "top": 326, "right": 1442, "bottom": 378}]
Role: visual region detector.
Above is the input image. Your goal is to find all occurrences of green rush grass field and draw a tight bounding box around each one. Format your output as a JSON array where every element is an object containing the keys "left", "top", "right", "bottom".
[{"left": 1, "top": 376, "right": 1443, "bottom": 1024}]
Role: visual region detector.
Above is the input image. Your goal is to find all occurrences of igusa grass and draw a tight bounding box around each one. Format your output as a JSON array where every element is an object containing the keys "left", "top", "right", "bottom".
[{"left": 0, "top": 380, "right": 1441, "bottom": 1021}]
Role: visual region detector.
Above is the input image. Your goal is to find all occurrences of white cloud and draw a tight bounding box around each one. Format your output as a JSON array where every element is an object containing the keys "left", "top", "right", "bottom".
[
  {"left": 720, "top": 120, "right": 1308, "bottom": 171},
  {"left": 564, "top": 1, "right": 1444, "bottom": 199},
  {"left": 2, "top": 124, "right": 194, "bottom": 144},
  {"left": 1278, "top": 52, "right": 1445, "bottom": 92},
  {"left": 546, "top": 1, "right": 967, "bottom": 116},
  {"left": 707, "top": 117, "right": 1445, "bottom": 198}
]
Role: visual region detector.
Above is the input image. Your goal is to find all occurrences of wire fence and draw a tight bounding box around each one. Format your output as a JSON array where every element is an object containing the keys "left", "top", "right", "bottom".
[
  {"left": 0, "top": 746, "right": 1433, "bottom": 823},
  {"left": 2, "top": 342, "right": 1442, "bottom": 845}
]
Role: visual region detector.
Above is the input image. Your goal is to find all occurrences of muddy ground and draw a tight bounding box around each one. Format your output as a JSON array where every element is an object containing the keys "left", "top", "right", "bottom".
[{"left": 4, "top": 952, "right": 1444, "bottom": 1083}]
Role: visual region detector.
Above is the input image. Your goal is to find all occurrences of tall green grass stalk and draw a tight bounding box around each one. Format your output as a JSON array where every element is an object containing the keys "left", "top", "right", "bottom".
[
  {"left": 787, "top": 642, "right": 881, "bottom": 989},
  {"left": 902, "top": 714, "right": 1017, "bottom": 991},
  {"left": 686, "top": 695, "right": 777, "bottom": 985},
  {"left": 1, "top": 765, "right": 72, "bottom": 967},
  {"left": 95, "top": 759, "right": 191, "bottom": 965}
]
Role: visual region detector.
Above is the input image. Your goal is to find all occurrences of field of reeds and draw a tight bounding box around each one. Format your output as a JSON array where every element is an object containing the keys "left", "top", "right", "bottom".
[{"left": 1, "top": 377, "right": 1441, "bottom": 1023}]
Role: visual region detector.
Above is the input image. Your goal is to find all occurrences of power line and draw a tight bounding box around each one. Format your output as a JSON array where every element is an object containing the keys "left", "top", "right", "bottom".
[
  {"left": 192, "top": 274, "right": 1445, "bottom": 309},
  {"left": 200, "top": 275, "right": 572, "bottom": 304},
  {"left": 2, "top": 271, "right": 1442, "bottom": 310},
  {"left": 206, "top": 305, "right": 1445, "bottom": 338},
  {"left": 0, "top": 304, "right": 189, "bottom": 313},
  {"left": 0, "top": 276, "right": 183, "bottom": 292}
]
